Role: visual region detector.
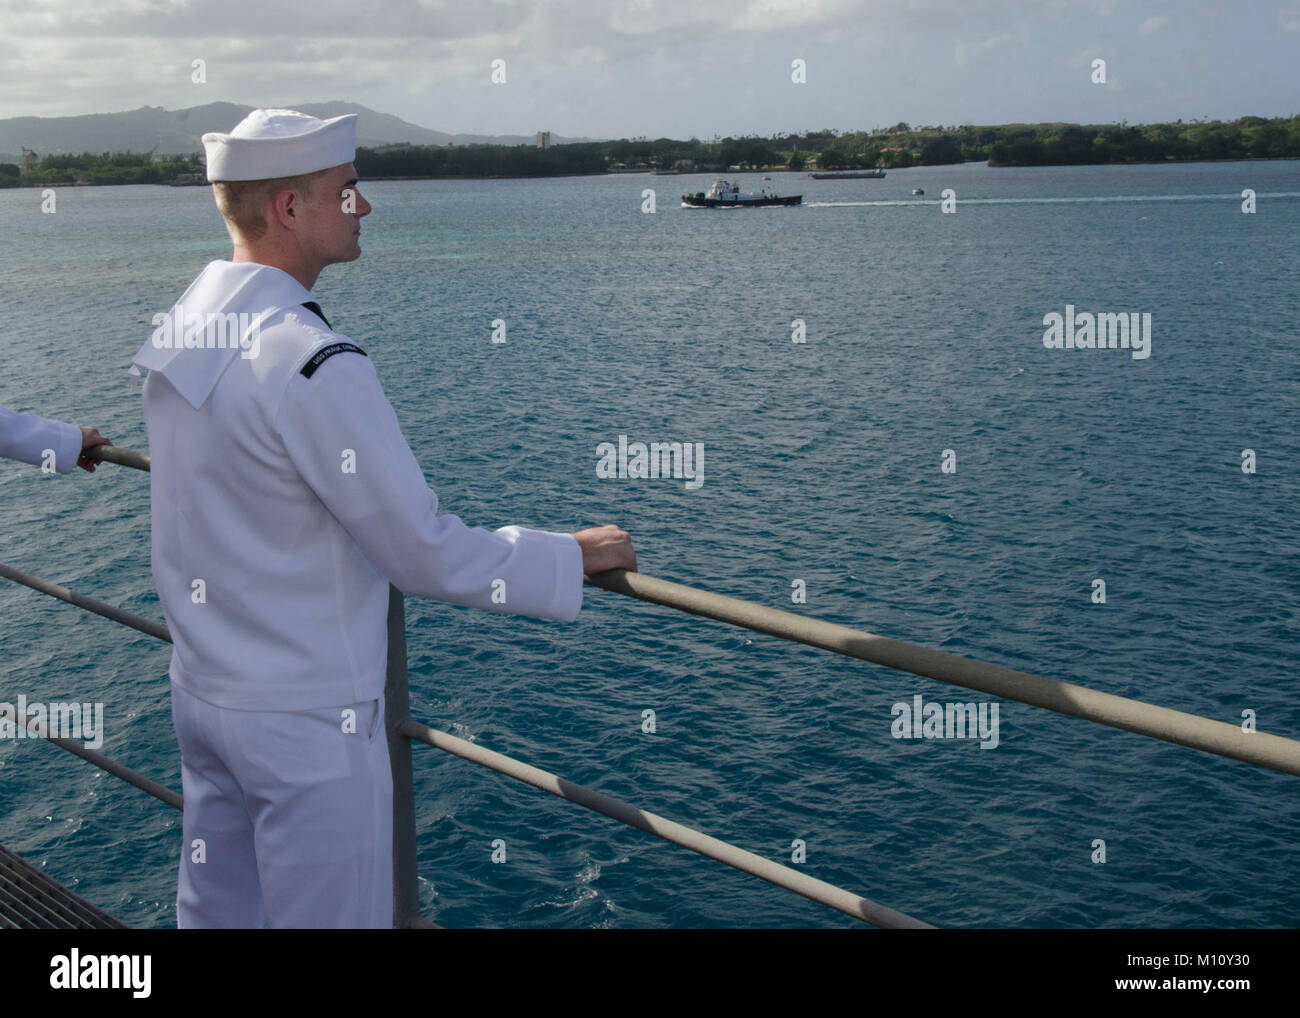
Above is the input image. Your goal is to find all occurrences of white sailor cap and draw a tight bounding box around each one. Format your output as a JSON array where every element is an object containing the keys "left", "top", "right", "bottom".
[{"left": 202, "top": 108, "right": 357, "bottom": 182}]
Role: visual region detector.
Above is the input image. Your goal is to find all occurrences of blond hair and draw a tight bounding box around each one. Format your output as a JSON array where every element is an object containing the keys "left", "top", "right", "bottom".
[{"left": 212, "top": 171, "right": 320, "bottom": 242}]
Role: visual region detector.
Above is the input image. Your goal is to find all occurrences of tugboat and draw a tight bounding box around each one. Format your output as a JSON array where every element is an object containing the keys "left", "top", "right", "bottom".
[{"left": 682, "top": 177, "right": 802, "bottom": 208}]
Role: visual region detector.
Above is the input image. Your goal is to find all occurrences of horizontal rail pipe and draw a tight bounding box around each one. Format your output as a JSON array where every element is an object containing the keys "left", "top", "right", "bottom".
[
  {"left": 66, "top": 443, "right": 1300, "bottom": 776},
  {"left": 584, "top": 569, "right": 1300, "bottom": 779},
  {"left": 84, "top": 444, "right": 150, "bottom": 471},
  {"left": 6, "top": 545, "right": 1299, "bottom": 780},
  {"left": 0, "top": 704, "right": 182, "bottom": 811},
  {"left": 0, "top": 563, "right": 170, "bottom": 644},
  {"left": 399, "top": 718, "right": 932, "bottom": 929}
]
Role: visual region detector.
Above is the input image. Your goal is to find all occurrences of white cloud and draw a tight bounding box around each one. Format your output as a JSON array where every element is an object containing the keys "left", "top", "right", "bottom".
[
  {"left": 0, "top": 0, "right": 1038, "bottom": 118},
  {"left": 0, "top": 0, "right": 1288, "bottom": 131}
]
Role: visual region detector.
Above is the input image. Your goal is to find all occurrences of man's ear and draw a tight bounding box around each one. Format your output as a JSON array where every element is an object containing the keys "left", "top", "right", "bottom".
[{"left": 270, "top": 187, "right": 298, "bottom": 230}]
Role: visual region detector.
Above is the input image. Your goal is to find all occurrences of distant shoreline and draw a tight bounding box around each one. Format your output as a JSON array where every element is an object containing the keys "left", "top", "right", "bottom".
[
  {"left": 8, "top": 113, "right": 1298, "bottom": 187},
  {"left": 3, "top": 155, "right": 1298, "bottom": 190}
]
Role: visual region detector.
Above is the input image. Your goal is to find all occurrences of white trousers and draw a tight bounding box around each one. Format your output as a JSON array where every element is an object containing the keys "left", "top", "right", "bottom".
[{"left": 169, "top": 681, "right": 393, "bottom": 928}]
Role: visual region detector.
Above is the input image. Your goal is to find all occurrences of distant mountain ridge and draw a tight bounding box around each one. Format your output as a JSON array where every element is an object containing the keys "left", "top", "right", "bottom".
[{"left": 0, "top": 102, "right": 597, "bottom": 162}]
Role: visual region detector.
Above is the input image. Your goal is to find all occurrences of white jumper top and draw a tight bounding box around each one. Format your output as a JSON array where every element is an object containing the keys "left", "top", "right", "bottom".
[{"left": 130, "top": 260, "right": 582, "bottom": 711}]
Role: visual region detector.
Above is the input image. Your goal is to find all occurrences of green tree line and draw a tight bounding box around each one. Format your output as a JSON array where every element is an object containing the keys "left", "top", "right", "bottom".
[
  {"left": 355, "top": 115, "right": 1300, "bottom": 175},
  {"left": 4, "top": 115, "right": 1297, "bottom": 186},
  {"left": 354, "top": 141, "right": 607, "bottom": 177},
  {"left": 807, "top": 116, "right": 1300, "bottom": 167},
  {"left": 1, "top": 151, "right": 204, "bottom": 187}
]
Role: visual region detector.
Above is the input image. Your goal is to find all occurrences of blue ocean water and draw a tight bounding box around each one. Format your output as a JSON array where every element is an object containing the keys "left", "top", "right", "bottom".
[{"left": 0, "top": 160, "right": 1297, "bottom": 928}]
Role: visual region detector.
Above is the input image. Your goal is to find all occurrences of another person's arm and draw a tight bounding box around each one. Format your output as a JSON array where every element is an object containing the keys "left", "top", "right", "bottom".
[{"left": 0, "top": 405, "right": 111, "bottom": 474}]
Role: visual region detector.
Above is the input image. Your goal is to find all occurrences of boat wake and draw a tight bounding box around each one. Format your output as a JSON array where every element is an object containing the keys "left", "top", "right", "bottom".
[{"left": 806, "top": 191, "right": 1300, "bottom": 208}]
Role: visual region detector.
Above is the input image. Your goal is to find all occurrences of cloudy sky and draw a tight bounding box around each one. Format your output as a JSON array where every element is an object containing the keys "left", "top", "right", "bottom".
[{"left": 4, "top": 0, "right": 1298, "bottom": 135}]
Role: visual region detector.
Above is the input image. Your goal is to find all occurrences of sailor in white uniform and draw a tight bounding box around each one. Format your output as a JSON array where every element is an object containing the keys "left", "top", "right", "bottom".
[
  {"left": 0, "top": 405, "right": 110, "bottom": 473},
  {"left": 128, "top": 109, "right": 635, "bottom": 929}
]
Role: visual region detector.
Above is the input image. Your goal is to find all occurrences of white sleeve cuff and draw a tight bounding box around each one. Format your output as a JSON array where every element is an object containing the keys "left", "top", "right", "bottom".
[
  {"left": 54, "top": 420, "right": 83, "bottom": 474},
  {"left": 546, "top": 531, "right": 585, "bottom": 621}
]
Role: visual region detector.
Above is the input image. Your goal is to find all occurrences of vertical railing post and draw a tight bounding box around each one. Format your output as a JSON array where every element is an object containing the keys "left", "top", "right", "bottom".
[{"left": 385, "top": 584, "right": 420, "bottom": 929}]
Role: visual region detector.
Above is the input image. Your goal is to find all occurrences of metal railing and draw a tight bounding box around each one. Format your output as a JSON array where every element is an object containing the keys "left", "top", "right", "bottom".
[{"left": 3, "top": 441, "right": 1298, "bottom": 928}]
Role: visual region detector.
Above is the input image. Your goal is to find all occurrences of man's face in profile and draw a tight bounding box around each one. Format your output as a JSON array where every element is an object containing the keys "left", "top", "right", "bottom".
[{"left": 297, "top": 162, "right": 371, "bottom": 267}]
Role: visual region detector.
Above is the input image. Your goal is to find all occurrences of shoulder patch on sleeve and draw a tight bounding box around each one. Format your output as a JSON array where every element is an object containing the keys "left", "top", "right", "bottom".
[{"left": 300, "top": 342, "right": 368, "bottom": 379}]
